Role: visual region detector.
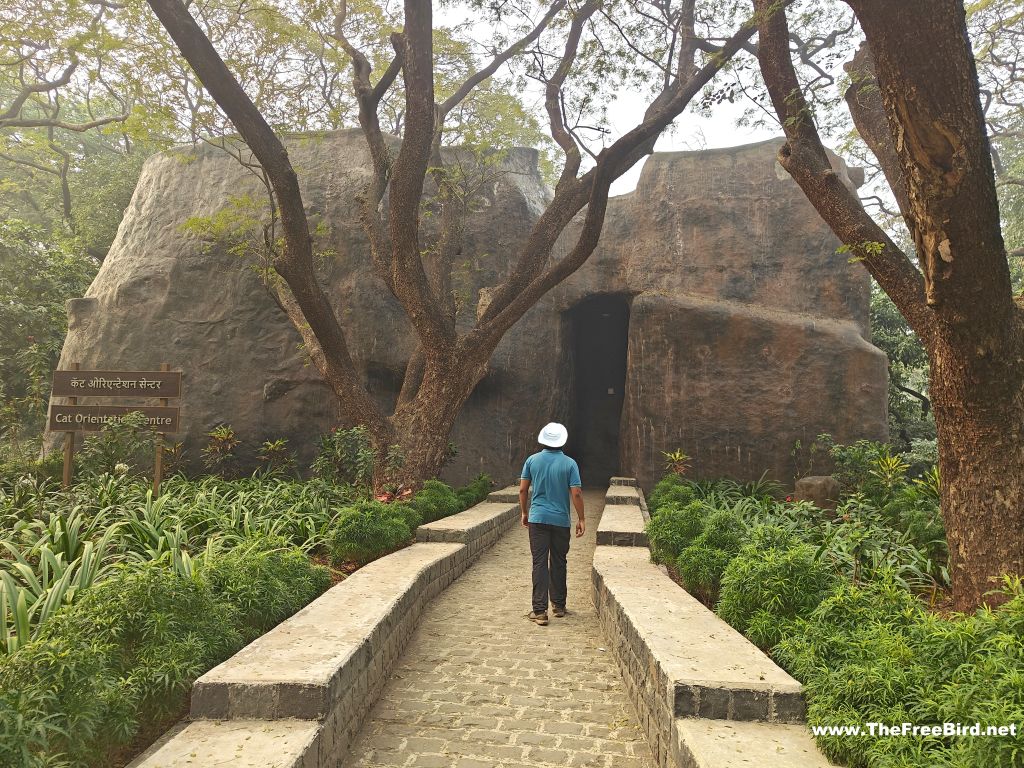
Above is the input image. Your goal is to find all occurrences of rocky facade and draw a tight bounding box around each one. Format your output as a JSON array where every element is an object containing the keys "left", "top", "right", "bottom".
[{"left": 49, "top": 132, "right": 887, "bottom": 489}]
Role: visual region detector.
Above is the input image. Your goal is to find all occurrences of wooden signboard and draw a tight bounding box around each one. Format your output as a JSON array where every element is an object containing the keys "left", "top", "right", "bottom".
[
  {"left": 52, "top": 363, "right": 182, "bottom": 494},
  {"left": 49, "top": 405, "right": 180, "bottom": 433},
  {"left": 52, "top": 370, "right": 182, "bottom": 398}
]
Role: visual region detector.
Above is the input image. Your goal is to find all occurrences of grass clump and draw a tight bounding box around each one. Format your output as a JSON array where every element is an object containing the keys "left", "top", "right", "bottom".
[
  {"left": 200, "top": 535, "right": 331, "bottom": 638},
  {"left": 329, "top": 502, "right": 413, "bottom": 566},
  {"left": 645, "top": 501, "right": 706, "bottom": 564},
  {"left": 0, "top": 564, "right": 242, "bottom": 766}
]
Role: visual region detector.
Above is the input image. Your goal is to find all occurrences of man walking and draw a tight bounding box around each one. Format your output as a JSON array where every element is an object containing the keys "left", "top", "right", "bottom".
[{"left": 519, "top": 422, "right": 585, "bottom": 626}]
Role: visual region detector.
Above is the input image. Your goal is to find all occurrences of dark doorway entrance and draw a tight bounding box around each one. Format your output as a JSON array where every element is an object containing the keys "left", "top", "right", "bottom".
[{"left": 567, "top": 294, "right": 630, "bottom": 487}]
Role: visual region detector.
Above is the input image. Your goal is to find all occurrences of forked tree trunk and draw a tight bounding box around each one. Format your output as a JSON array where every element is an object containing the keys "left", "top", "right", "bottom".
[
  {"left": 929, "top": 336, "right": 1024, "bottom": 609},
  {"left": 370, "top": 354, "right": 487, "bottom": 491}
]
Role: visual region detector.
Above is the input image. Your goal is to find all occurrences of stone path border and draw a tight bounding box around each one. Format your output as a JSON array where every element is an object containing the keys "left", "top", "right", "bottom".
[
  {"left": 591, "top": 481, "right": 834, "bottom": 768},
  {"left": 129, "top": 489, "right": 522, "bottom": 768}
]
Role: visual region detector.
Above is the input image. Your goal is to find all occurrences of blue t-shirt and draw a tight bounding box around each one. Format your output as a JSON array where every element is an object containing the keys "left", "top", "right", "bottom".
[{"left": 521, "top": 449, "right": 582, "bottom": 527}]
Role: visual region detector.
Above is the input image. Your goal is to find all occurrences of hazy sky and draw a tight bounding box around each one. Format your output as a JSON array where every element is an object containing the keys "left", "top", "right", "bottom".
[
  {"left": 435, "top": 5, "right": 781, "bottom": 197},
  {"left": 605, "top": 93, "right": 778, "bottom": 196}
]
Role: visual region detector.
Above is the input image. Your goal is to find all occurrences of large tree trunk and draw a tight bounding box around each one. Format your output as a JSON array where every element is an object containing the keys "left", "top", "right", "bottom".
[
  {"left": 929, "top": 336, "right": 1024, "bottom": 609},
  {"left": 753, "top": 0, "right": 1024, "bottom": 610},
  {"left": 376, "top": 353, "right": 487, "bottom": 491}
]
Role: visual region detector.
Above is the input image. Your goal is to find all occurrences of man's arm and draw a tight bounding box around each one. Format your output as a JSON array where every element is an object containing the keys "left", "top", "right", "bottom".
[
  {"left": 571, "top": 486, "right": 585, "bottom": 537},
  {"left": 519, "top": 478, "right": 531, "bottom": 527}
]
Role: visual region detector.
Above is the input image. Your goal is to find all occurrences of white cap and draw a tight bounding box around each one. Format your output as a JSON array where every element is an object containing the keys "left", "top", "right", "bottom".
[{"left": 538, "top": 422, "right": 568, "bottom": 448}]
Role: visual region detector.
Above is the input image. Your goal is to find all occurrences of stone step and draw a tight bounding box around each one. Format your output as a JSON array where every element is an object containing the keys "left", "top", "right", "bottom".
[
  {"left": 610, "top": 476, "right": 638, "bottom": 486},
  {"left": 127, "top": 720, "right": 320, "bottom": 768},
  {"left": 673, "top": 718, "right": 836, "bottom": 768},
  {"left": 486, "top": 484, "right": 520, "bottom": 503},
  {"left": 605, "top": 484, "right": 642, "bottom": 506},
  {"left": 596, "top": 503, "right": 649, "bottom": 547},
  {"left": 593, "top": 546, "right": 804, "bottom": 724}
]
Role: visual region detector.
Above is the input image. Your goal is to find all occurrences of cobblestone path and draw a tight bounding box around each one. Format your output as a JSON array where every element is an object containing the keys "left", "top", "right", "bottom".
[{"left": 344, "top": 489, "right": 655, "bottom": 768}]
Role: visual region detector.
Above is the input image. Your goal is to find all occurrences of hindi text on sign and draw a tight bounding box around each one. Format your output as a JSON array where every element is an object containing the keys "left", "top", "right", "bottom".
[{"left": 52, "top": 370, "right": 182, "bottom": 399}]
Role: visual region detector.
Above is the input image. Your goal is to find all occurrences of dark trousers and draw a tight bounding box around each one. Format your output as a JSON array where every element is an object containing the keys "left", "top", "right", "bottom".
[{"left": 529, "top": 523, "right": 571, "bottom": 613}]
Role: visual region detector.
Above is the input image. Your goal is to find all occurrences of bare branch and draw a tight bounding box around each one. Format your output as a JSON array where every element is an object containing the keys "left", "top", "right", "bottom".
[
  {"left": 439, "top": 1, "right": 566, "bottom": 118},
  {"left": 0, "top": 113, "right": 130, "bottom": 131},
  {"left": 473, "top": 6, "right": 770, "bottom": 347},
  {"left": 0, "top": 57, "right": 78, "bottom": 122},
  {"left": 544, "top": 0, "right": 601, "bottom": 196}
]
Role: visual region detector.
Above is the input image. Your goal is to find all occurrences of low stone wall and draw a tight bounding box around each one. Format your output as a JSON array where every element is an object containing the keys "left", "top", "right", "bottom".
[
  {"left": 130, "top": 493, "right": 520, "bottom": 768},
  {"left": 417, "top": 500, "right": 520, "bottom": 558},
  {"left": 597, "top": 483, "right": 649, "bottom": 546},
  {"left": 592, "top": 480, "right": 832, "bottom": 768}
]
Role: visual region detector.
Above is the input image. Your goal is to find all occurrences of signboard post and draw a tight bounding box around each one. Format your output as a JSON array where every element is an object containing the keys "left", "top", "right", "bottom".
[
  {"left": 153, "top": 363, "right": 170, "bottom": 495},
  {"left": 50, "top": 366, "right": 182, "bottom": 493},
  {"left": 62, "top": 362, "right": 79, "bottom": 488}
]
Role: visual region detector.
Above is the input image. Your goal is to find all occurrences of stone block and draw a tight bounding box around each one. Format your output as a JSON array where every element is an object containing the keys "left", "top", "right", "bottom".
[
  {"left": 673, "top": 718, "right": 836, "bottom": 768},
  {"left": 191, "top": 542, "right": 463, "bottom": 721},
  {"left": 416, "top": 502, "right": 518, "bottom": 546},
  {"left": 487, "top": 485, "right": 521, "bottom": 503},
  {"left": 605, "top": 485, "right": 642, "bottom": 506},
  {"left": 596, "top": 504, "right": 649, "bottom": 547},
  {"left": 128, "top": 719, "right": 321, "bottom": 768},
  {"left": 794, "top": 475, "right": 841, "bottom": 510}
]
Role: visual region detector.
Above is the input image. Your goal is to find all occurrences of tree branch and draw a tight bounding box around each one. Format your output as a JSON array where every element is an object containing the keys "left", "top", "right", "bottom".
[
  {"left": 844, "top": 0, "right": 1015, "bottom": 332},
  {"left": 752, "top": 0, "right": 933, "bottom": 342},
  {"left": 473, "top": 7, "right": 768, "bottom": 348},
  {"left": 439, "top": 1, "right": 566, "bottom": 118},
  {"left": 0, "top": 58, "right": 78, "bottom": 122},
  {"left": 383, "top": 0, "right": 454, "bottom": 354},
  {"left": 145, "top": 0, "right": 384, "bottom": 431}
]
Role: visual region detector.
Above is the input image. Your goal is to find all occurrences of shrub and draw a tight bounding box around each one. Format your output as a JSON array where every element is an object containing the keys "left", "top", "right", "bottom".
[
  {"left": 773, "top": 579, "right": 1024, "bottom": 768},
  {"left": 675, "top": 509, "right": 746, "bottom": 604},
  {"left": 676, "top": 545, "right": 734, "bottom": 605},
  {"left": 408, "top": 480, "right": 462, "bottom": 524},
  {"left": 0, "top": 628, "right": 115, "bottom": 767},
  {"left": 456, "top": 473, "right": 492, "bottom": 508},
  {"left": 201, "top": 424, "right": 240, "bottom": 476},
  {"left": 645, "top": 500, "right": 706, "bottom": 564},
  {"left": 745, "top": 523, "right": 801, "bottom": 551},
  {"left": 816, "top": 434, "right": 890, "bottom": 496},
  {"left": 695, "top": 508, "right": 746, "bottom": 552},
  {"left": 77, "top": 411, "right": 156, "bottom": 478},
  {"left": 256, "top": 439, "right": 297, "bottom": 477},
  {"left": 388, "top": 500, "right": 423, "bottom": 531},
  {"left": 0, "top": 564, "right": 242, "bottom": 765},
  {"left": 717, "top": 535, "right": 838, "bottom": 650},
  {"left": 0, "top": 450, "right": 63, "bottom": 486},
  {"left": 647, "top": 473, "right": 695, "bottom": 513},
  {"left": 329, "top": 502, "right": 412, "bottom": 566},
  {"left": 201, "top": 535, "right": 331, "bottom": 638},
  {"left": 312, "top": 426, "right": 373, "bottom": 486}
]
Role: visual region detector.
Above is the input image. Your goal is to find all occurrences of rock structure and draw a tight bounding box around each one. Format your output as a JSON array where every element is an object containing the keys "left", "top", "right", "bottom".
[{"left": 49, "top": 131, "right": 887, "bottom": 489}]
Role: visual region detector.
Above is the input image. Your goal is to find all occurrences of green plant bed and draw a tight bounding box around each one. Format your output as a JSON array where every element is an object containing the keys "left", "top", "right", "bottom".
[
  {"left": 0, "top": 463, "right": 490, "bottom": 767},
  {"left": 643, "top": 455, "right": 1022, "bottom": 768},
  {"left": 0, "top": 564, "right": 243, "bottom": 767}
]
